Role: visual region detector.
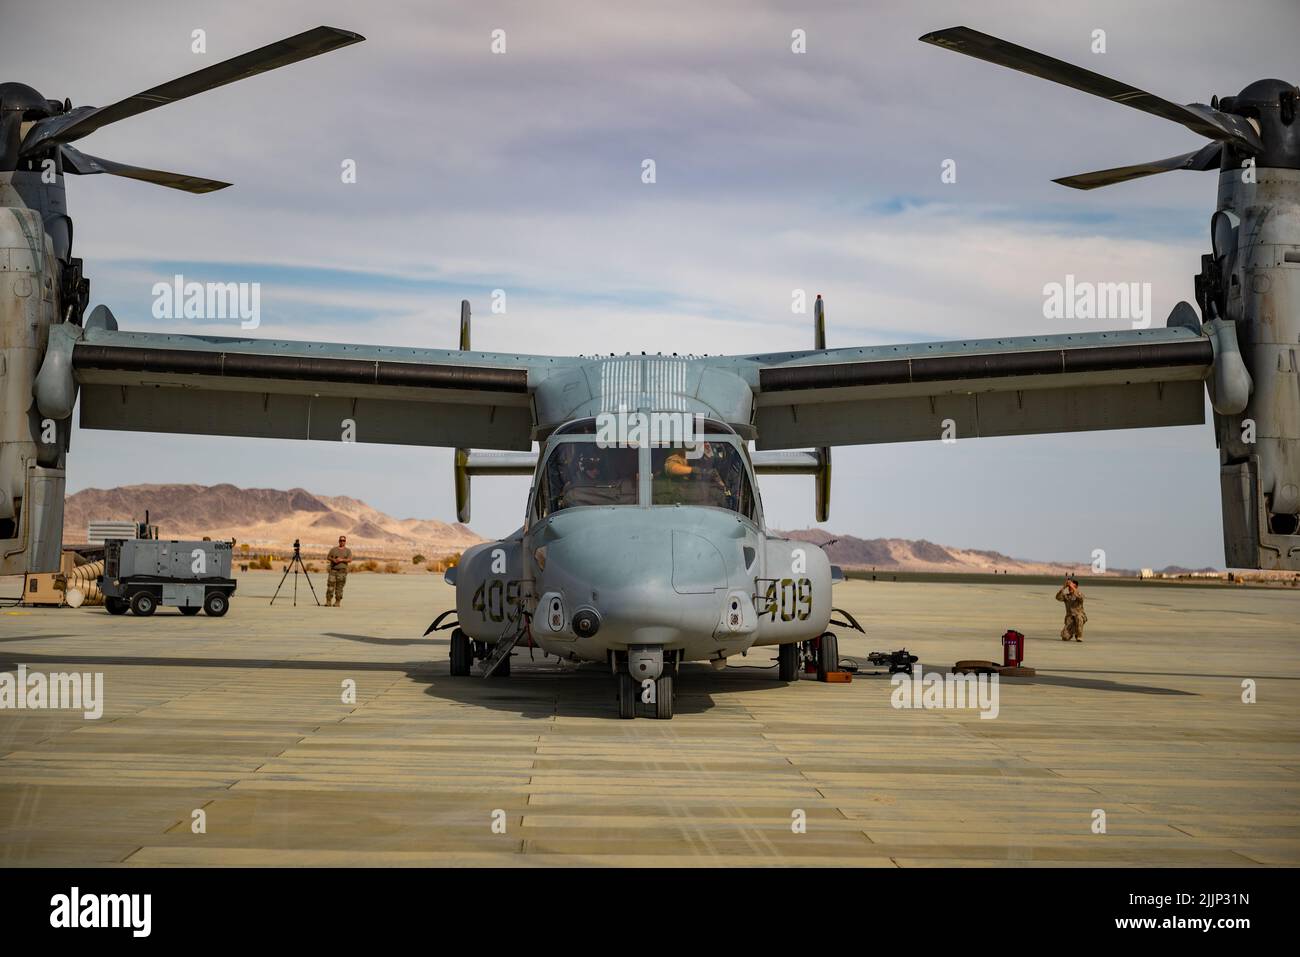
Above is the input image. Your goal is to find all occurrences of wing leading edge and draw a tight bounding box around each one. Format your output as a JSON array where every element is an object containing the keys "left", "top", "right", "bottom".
[
  {"left": 70, "top": 328, "right": 563, "bottom": 451},
  {"left": 740, "top": 327, "right": 1214, "bottom": 449},
  {"left": 70, "top": 324, "right": 1217, "bottom": 453}
]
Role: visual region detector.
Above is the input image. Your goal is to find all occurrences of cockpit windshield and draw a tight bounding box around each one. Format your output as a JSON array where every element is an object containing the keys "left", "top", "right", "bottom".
[
  {"left": 543, "top": 442, "right": 639, "bottom": 512},
  {"left": 651, "top": 441, "right": 754, "bottom": 515},
  {"left": 534, "top": 419, "right": 758, "bottom": 521}
]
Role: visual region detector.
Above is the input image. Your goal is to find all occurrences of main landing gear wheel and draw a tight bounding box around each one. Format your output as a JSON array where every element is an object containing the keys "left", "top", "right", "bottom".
[
  {"left": 816, "top": 632, "right": 839, "bottom": 681},
  {"left": 778, "top": 642, "right": 800, "bottom": 682},
  {"left": 654, "top": 674, "right": 674, "bottom": 720},
  {"left": 450, "top": 628, "right": 472, "bottom": 676},
  {"left": 129, "top": 591, "right": 156, "bottom": 616},
  {"left": 490, "top": 652, "right": 511, "bottom": 678},
  {"left": 617, "top": 672, "right": 637, "bottom": 719}
]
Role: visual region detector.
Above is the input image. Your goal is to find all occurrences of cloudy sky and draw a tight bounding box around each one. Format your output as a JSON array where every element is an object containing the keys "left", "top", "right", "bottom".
[{"left": 8, "top": 0, "right": 1298, "bottom": 567}]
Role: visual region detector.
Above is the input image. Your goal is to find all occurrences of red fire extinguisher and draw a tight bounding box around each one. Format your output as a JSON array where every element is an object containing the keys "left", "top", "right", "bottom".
[{"left": 1002, "top": 629, "right": 1025, "bottom": 667}]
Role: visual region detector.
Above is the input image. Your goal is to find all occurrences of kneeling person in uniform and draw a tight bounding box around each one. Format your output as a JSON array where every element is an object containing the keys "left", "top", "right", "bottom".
[
  {"left": 326, "top": 535, "right": 352, "bottom": 607},
  {"left": 1056, "top": 577, "right": 1087, "bottom": 641}
]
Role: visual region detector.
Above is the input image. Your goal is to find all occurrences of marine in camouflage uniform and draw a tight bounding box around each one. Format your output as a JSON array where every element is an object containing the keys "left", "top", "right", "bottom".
[
  {"left": 1056, "top": 578, "right": 1087, "bottom": 641},
  {"left": 326, "top": 535, "right": 352, "bottom": 607}
]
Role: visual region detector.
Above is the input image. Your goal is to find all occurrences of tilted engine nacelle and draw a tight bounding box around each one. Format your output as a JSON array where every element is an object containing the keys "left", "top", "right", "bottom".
[
  {"left": 1207, "top": 162, "right": 1300, "bottom": 569},
  {"left": 0, "top": 192, "right": 71, "bottom": 575}
]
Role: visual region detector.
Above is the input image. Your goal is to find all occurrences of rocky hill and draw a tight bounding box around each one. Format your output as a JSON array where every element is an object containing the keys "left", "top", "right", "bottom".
[
  {"left": 778, "top": 528, "right": 1103, "bottom": 575},
  {"left": 64, "top": 484, "right": 482, "bottom": 559},
  {"left": 62, "top": 484, "right": 1153, "bottom": 573}
]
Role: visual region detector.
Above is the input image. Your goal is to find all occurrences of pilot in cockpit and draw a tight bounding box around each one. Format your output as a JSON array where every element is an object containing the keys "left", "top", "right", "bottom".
[{"left": 561, "top": 448, "right": 637, "bottom": 507}]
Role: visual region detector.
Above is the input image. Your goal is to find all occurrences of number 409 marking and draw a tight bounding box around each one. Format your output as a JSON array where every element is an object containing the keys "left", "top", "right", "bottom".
[
  {"left": 764, "top": 578, "right": 812, "bottom": 622},
  {"left": 472, "top": 579, "right": 521, "bottom": 623}
]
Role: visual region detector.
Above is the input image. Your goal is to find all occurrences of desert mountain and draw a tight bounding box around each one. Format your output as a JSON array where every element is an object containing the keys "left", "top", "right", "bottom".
[
  {"left": 64, "top": 484, "right": 1127, "bottom": 573},
  {"left": 779, "top": 528, "right": 1104, "bottom": 576},
  {"left": 64, "top": 484, "right": 482, "bottom": 558}
]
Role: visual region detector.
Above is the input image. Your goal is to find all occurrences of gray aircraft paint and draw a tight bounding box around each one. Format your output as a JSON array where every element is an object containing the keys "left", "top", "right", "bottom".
[{"left": 1, "top": 24, "right": 1297, "bottom": 713}]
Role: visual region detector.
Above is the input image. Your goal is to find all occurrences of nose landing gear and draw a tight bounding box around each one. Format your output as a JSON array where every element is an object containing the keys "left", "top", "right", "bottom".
[{"left": 613, "top": 649, "right": 677, "bottom": 719}]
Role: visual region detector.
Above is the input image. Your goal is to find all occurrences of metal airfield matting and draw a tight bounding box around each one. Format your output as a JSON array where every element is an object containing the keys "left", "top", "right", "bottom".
[{"left": 0, "top": 571, "right": 1296, "bottom": 867}]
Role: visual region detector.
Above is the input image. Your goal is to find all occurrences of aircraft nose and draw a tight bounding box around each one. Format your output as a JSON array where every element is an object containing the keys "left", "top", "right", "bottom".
[{"left": 537, "top": 515, "right": 741, "bottom": 645}]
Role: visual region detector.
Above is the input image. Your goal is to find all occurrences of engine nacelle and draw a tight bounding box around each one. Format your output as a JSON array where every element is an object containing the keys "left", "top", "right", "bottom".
[
  {"left": 1212, "top": 166, "right": 1300, "bottom": 569},
  {"left": 0, "top": 199, "right": 67, "bottom": 574},
  {"left": 754, "top": 537, "right": 832, "bottom": 644},
  {"left": 454, "top": 533, "right": 527, "bottom": 642}
]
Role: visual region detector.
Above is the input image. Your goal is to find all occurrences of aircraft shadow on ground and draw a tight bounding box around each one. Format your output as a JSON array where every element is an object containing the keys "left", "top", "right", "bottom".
[
  {"left": 846, "top": 658, "right": 1196, "bottom": 696},
  {"left": 404, "top": 657, "right": 745, "bottom": 719},
  {"left": 1, "top": 643, "right": 1206, "bottom": 712},
  {"left": 0, "top": 644, "right": 739, "bottom": 719},
  {"left": 409, "top": 643, "right": 805, "bottom": 719}
]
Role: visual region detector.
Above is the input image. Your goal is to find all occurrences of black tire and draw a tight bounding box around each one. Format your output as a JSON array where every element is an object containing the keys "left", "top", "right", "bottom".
[
  {"left": 817, "top": 632, "right": 839, "bottom": 681},
  {"left": 490, "top": 651, "right": 511, "bottom": 678},
  {"left": 450, "top": 628, "right": 472, "bottom": 676},
  {"left": 105, "top": 597, "right": 129, "bottom": 616},
  {"left": 178, "top": 606, "right": 201, "bottom": 616},
  {"left": 654, "top": 674, "right": 674, "bottom": 720},
  {"left": 130, "top": 591, "right": 157, "bottom": 617},
  {"left": 778, "top": 642, "right": 800, "bottom": 682},
  {"left": 203, "top": 591, "right": 229, "bottom": 617},
  {"left": 617, "top": 672, "right": 637, "bottom": 719}
]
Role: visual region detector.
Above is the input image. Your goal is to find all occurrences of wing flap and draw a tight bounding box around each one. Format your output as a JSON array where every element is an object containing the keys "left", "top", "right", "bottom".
[
  {"left": 751, "top": 330, "right": 1213, "bottom": 449},
  {"left": 73, "top": 329, "right": 538, "bottom": 450}
]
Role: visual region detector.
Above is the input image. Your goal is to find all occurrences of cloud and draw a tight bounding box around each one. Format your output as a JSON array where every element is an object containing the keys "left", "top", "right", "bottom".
[{"left": 16, "top": 0, "right": 1294, "bottom": 568}]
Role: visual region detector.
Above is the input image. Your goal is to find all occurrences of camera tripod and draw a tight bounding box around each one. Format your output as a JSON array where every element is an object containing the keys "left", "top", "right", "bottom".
[{"left": 270, "top": 539, "right": 321, "bottom": 607}]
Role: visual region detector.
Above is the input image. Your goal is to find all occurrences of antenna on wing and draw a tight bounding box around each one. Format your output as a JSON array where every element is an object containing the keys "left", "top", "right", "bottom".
[{"left": 814, "top": 294, "right": 826, "bottom": 351}]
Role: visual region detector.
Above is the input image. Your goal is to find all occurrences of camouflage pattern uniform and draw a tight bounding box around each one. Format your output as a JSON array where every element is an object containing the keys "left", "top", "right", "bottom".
[
  {"left": 326, "top": 545, "right": 352, "bottom": 606},
  {"left": 1056, "top": 583, "right": 1087, "bottom": 641}
]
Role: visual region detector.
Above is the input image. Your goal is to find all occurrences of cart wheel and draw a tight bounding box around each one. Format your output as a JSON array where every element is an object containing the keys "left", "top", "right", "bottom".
[
  {"left": 179, "top": 606, "right": 201, "bottom": 616},
  {"left": 105, "top": 597, "right": 129, "bottom": 616},
  {"left": 203, "top": 591, "right": 229, "bottom": 617},
  {"left": 130, "top": 591, "right": 157, "bottom": 617}
]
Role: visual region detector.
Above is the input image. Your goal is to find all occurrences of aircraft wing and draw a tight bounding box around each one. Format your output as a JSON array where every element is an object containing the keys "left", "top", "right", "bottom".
[
  {"left": 738, "top": 327, "right": 1214, "bottom": 450},
  {"left": 69, "top": 327, "right": 563, "bottom": 451}
]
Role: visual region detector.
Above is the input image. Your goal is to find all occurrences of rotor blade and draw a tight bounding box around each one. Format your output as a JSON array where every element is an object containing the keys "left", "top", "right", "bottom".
[
  {"left": 919, "top": 26, "right": 1262, "bottom": 152},
  {"left": 60, "top": 145, "right": 231, "bottom": 193},
  {"left": 1054, "top": 142, "right": 1223, "bottom": 190},
  {"left": 22, "top": 25, "right": 364, "bottom": 154}
]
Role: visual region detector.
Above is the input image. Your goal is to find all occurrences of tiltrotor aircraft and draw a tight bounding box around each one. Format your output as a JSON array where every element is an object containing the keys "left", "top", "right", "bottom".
[{"left": 1, "top": 25, "right": 1296, "bottom": 717}]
